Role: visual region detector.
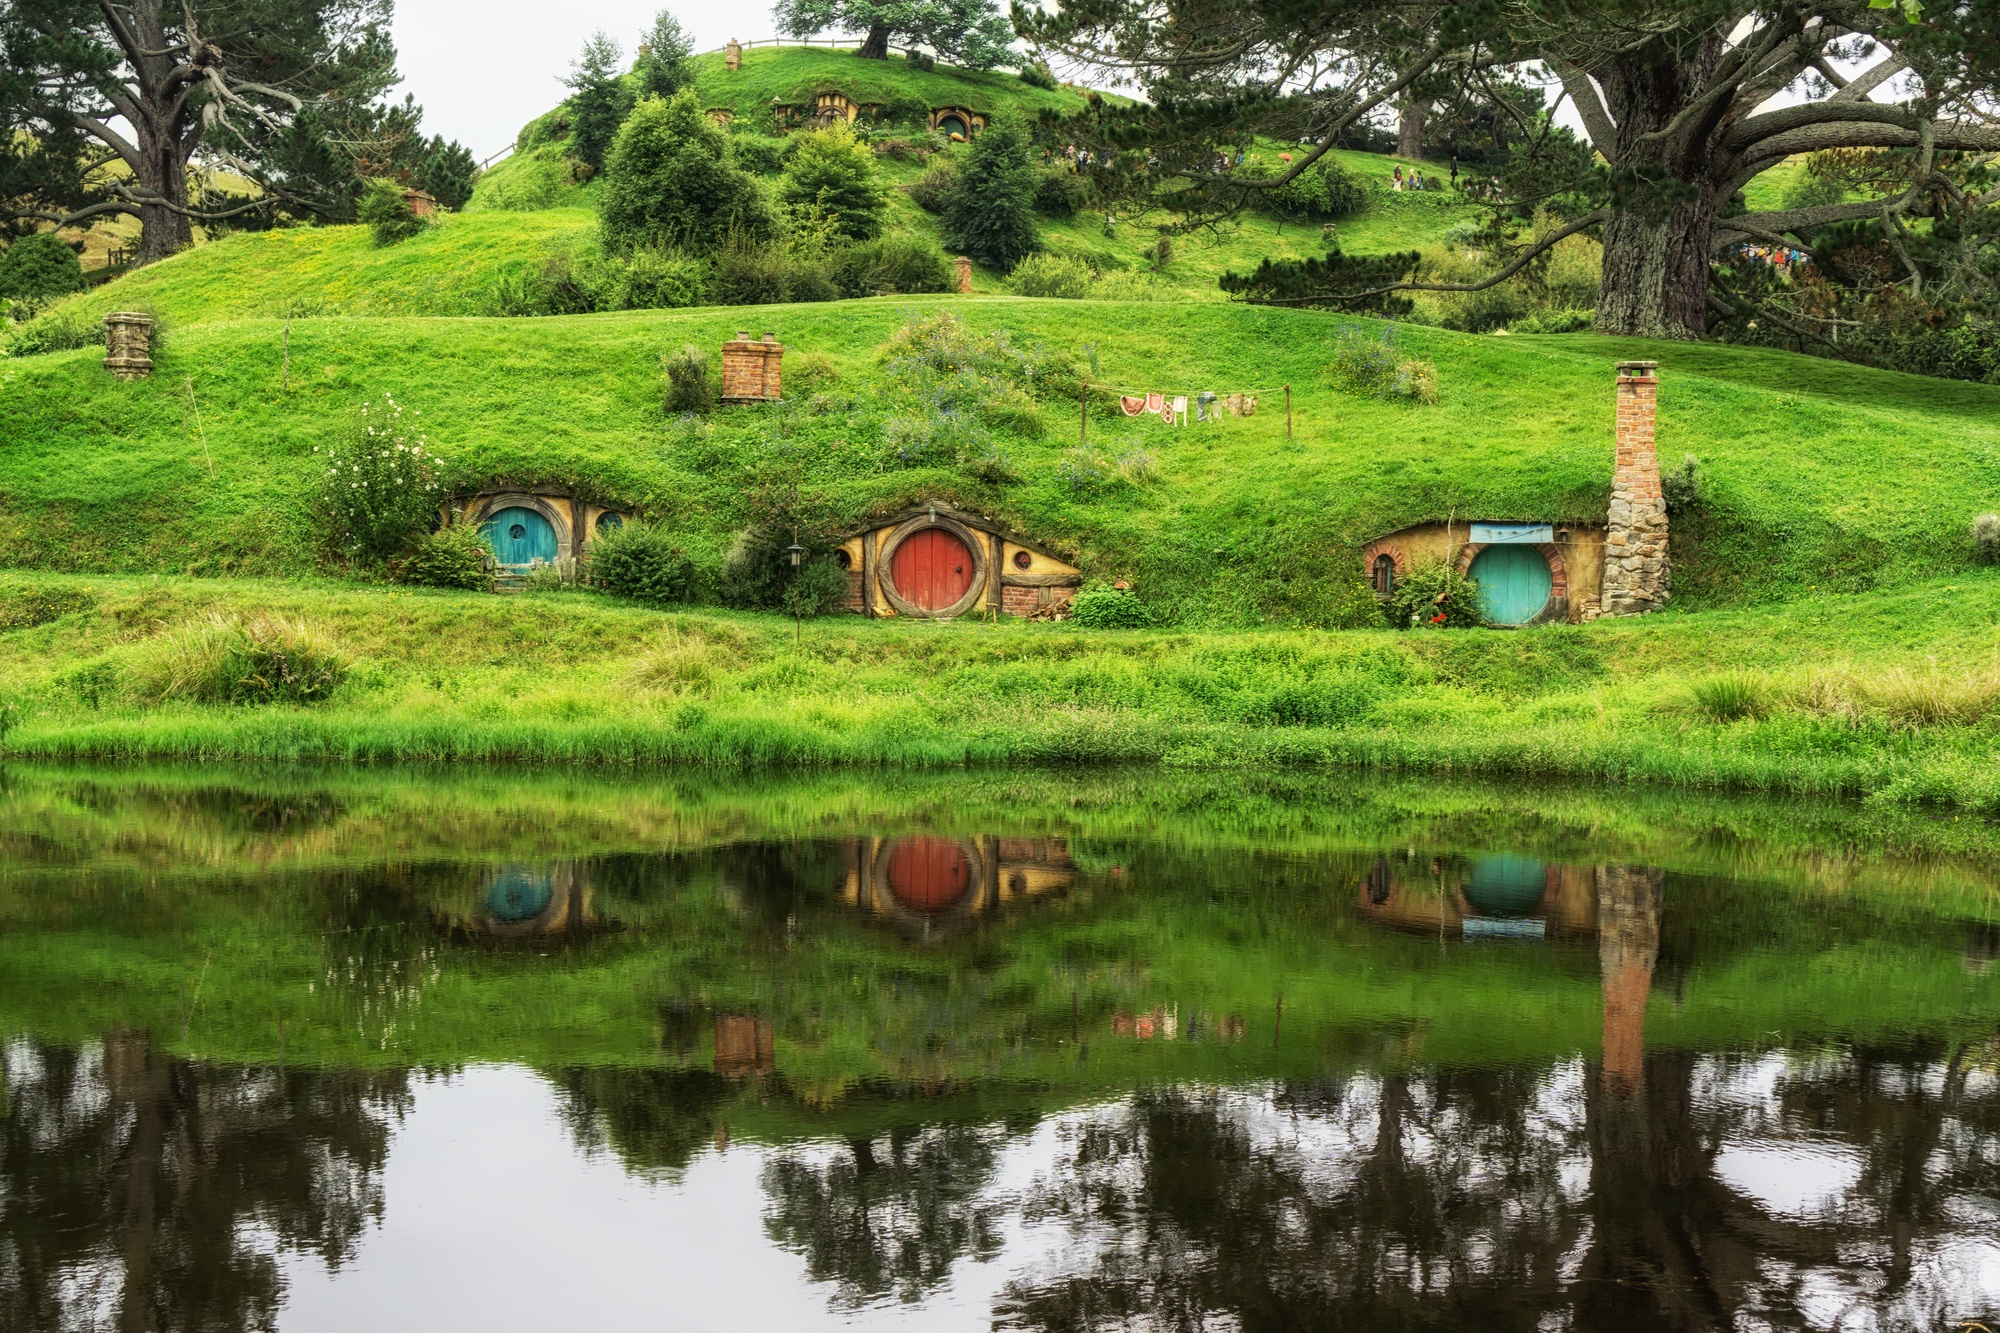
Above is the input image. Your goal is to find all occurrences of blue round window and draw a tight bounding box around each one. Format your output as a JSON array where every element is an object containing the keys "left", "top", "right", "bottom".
[
  {"left": 509, "top": 523, "right": 526, "bottom": 541},
  {"left": 596, "top": 512, "right": 623, "bottom": 535}
]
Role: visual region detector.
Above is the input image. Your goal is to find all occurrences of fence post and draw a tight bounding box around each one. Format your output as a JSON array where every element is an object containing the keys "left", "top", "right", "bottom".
[
  {"left": 1080, "top": 383, "right": 1088, "bottom": 446},
  {"left": 1284, "top": 384, "right": 1293, "bottom": 441}
]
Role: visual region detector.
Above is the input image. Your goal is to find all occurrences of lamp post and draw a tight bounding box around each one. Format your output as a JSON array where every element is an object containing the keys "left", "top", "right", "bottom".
[{"left": 787, "top": 534, "right": 806, "bottom": 648}]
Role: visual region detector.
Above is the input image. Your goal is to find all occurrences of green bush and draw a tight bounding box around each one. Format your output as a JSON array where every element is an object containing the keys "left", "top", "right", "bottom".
[
  {"left": 729, "top": 135, "right": 785, "bottom": 174},
  {"left": 709, "top": 234, "right": 792, "bottom": 305},
  {"left": 3, "top": 305, "right": 100, "bottom": 358},
  {"left": 1033, "top": 168, "right": 1090, "bottom": 217},
  {"left": 943, "top": 118, "right": 1040, "bottom": 271},
  {"left": 589, "top": 520, "right": 698, "bottom": 605},
  {"left": 1326, "top": 324, "right": 1438, "bottom": 404},
  {"left": 1009, "top": 252, "right": 1094, "bottom": 298},
  {"left": 1974, "top": 513, "right": 2000, "bottom": 565},
  {"left": 1019, "top": 60, "right": 1058, "bottom": 89},
  {"left": 402, "top": 523, "right": 494, "bottom": 590},
  {"left": 1385, "top": 560, "right": 1485, "bottom": 629},
  {"left": 358, "top": 178, "right": 426, "bottom": 246},
  {"left": 0, "top": 232, "right": 84, "bottom": 305},
  {"left": 313, "top": 392, "right": 445, "bottom": 564},
  {"left": 663, "top": 344, "right": 718, "bottom": 414},
  {"left": 1512, "top": 307, "right": 1595, "bottom": 334},
  {"left": 905, "top": 161, "right": 959, "bottom": 214},
  {"left": 136, "top": 614, "right": 349, "bottom": 706},
  {"left": 788, "top": 351, "right": 839, "bottom": 394},
  {"left": 836, "top": 235, "right": 953, "bottom": 296},
  {"left": 1662, "top": 453, "right": 1702, "bottom": 515},
  {"left": 616, "top": 246, "right": 708, "bottom": 309},
  {"left": 781, "top": 121, "right": 888, "bottom": 240},
  {"left": 1068, "top": 587, "right": 1152, "bottom": 628},
  {"left": 720, "top": 527, "right": 848, "bottom": 615},
  {"left": 1259, "top": 161, "right": 1367, "bottom": 221},
  {"left": 600, "top": 92, "right": 772, "bottom": 254}
]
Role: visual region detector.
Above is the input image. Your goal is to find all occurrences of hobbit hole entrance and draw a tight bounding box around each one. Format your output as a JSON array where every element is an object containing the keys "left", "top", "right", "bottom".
[
  {"left": 890, "top": 528, "right": 976, "bottom": 611},
  {"left": 1468, "top": 545, "right": 1554, "bottom": 626},
  {"left": 482, "top": 506, "right": 558, "bottom": 568},
  {"left": 1462, "top": 856, "right": 1550, "bottom": 919},
  {"left": 885, "top": 837, "right": 973, "bottom": 914}
]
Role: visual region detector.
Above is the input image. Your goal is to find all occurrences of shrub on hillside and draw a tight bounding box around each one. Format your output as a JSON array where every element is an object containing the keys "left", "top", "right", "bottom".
[
  {"left": 1033, "top": 168, "right": 1089, "bottom": 217},
  {"left": 617, "top": 246, "right": 708, "bottom": 308},
  {"left": 1019, "top": 60, "right": 1058, "bottom": 90},
  {"left": 136, "top": 614, "right": 349, "bottom": 706},
  {"left": 943, "top": 117, "right": 1040, "bottom": 271},
  {"left": 663, "top": 344, "right": 718, "bottom": 414},
  {"left": 720, "top": 526, "right": 849, "bottom": 616},
  {"left": 905, "top": 161, "right": 958, "bottom": 213},
  {"left": 1326, "top": 325, "right": 1439, "bottom": 404},
  {"left": 788, "top": 351, "right": 839, "bottom": 394},
  {"left": 2, "top": 305, "right": 99, "bottom": 357},
  {"left": 0, "top": 580, "right": 95, "bottom": 629},
  {"left": 600, "top": 93, "right": 772, "bottom": 254},
  {"left": 402, "top": 523, "right": 494, "bottom": 591},
  {"left": 1010, "top": 252, "right": 1093, "bottom": 298},
  {"left": 313, "top": 393, "right": 445, "bottom": 565},
  {"left": 1662, "top": 454, "right": 1702, "bottom": 514},
  {"left": 836, "top": 235, "right": 952, "bottom": 296},
  {"left": 710, "top": 232, "right": 831, "bottom": 305},
  {"left": 1385, "top": 560, "right": 1484, "bottom": 629},
  {"left": 0, "top": 232, "right": 84, "bottom": 305},
  {"left": 781, "top": 122, "right": 888, "bottom": 240},
  {"left": 1974, "top": 513, "right": 2000, "bottom": 565},
  {"left": 1069, "top": 587, "right": 1152, "bottom": 628},
  {"left": 590, "top": 521, "right": 699, "bottom": 605},
  {"left": 1257, "top": 161, "right": 1368, "bottom": 221},
  {"left": 878, "top": 310, "right": 1081, "bottom": 401},
  {"left": 358, "top": 178, "right": 426, "bottom": 246},
  {"left": 729, "top": 135, "right": 785, "bottom": 175}
]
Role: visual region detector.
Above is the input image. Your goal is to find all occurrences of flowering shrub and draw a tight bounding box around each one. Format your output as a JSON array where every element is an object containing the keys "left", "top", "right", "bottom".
[
  {"left": 1385, "top": 559, "right": 1485, "bottom": 629},
  {"left": 314, "top": 393, "right": 444, "bottom": 565},
  {"left": 1326, "top": 324, "right": 1440, "bottom": 404},
  {"left": 402, "top": 523, "right": 493, "bottom": 591}
]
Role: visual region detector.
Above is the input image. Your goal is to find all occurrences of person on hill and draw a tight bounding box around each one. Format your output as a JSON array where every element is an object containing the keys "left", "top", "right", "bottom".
[
  {"left": 1450, "top": 154, "right": 1459, "bottom": 187},
  {"left": 1392, "top": 164, "right": 1404, "bottom": 190}
]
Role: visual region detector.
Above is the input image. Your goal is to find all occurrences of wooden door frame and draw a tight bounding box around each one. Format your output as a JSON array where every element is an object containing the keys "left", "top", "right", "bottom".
[{"left": 878, "top": 513, "right": 990, "bottom": 619}]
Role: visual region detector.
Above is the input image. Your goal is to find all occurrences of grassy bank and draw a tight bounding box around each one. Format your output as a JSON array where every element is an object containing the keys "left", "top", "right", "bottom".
[{"left": 4, "top": 571, "right": 1998, "bottom": 810}]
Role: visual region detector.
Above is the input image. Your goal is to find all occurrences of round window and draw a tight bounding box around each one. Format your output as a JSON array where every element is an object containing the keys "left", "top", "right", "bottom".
[
  {"left": 596, "top": 512, "right": 624, "bottom": 535},
  {"left": 1013, "top": 550, "right": 1033, "bottom": 570},
  {"left": 509, "top": 523, "right": 526, "bottom": 541},
  {"left": 835, "top": 549, "right": 852, "bottom": 569}
]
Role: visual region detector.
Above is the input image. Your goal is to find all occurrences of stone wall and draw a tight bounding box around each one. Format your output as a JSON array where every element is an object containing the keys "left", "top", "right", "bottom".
[
  {"left": 1600, "top": 361, "right": 1671, "bottom": 616},
  {"left": 102, "top": 312, "right": 154, "bottom": 380}
]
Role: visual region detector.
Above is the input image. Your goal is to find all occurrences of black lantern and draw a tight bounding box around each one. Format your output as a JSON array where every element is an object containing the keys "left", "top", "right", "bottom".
[{"left": 787, "top": 540, "right": 806, "bottom": 568}]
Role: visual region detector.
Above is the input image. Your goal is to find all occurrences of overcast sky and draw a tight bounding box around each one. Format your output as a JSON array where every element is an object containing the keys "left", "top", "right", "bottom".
[{"left": 393, "top": 1, "right": 782, "bottom": 160}]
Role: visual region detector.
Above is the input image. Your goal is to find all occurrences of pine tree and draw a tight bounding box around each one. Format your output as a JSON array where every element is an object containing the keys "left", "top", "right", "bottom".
[
  {"left": 637, "top": 11, "right": 697, "bottom": 100},
  {"left": 942, "top": 118, "right": 1039, "bottom": 271},
  {"left": 599, "top": 93, "right": 771, "bottom": 253},
  {"left": 781, "top": 122, "right": 888, "bottom": 240},
  {"left": 563, "top": 32, "right": 634, "bottom": 175}
]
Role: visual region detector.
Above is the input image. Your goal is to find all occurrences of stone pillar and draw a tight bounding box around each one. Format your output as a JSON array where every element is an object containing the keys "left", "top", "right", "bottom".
[
  {"left": 102, "top": 312, "right": 155, "bottom": 380},
  {"left": 720, "top": 331, "right": 783, "bottom": 403},
  {"left": 954, "top": 256, "right": 973, "bottom": 294},
  {"left": 725, "top": 38, "right": 742, "bottom": 71},
  {"left": 1601, "top": 360, "right": 1670, "bottom": 616}
]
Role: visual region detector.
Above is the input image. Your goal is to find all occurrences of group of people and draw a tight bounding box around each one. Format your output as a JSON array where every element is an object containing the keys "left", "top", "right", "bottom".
[
  {"left": 1391, "top": 164, "right": 1434, "bottom": 192},
  {"left": 1050, "top": 144, "right": 1099, "bottom": 173},
  {"left": 1736, "top": 243, "right": 1811, "bottom": 280}
]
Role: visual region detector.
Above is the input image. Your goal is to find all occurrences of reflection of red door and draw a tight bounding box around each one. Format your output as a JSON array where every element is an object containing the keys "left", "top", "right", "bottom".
[
  {"left": 890, "top": 529, "right": 975, "bottom": 611},
  {"left": 885, "top": 837, "right": 972, "bottom": 913}
]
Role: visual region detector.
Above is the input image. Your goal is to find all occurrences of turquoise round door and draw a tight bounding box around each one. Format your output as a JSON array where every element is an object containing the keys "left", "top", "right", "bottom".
[
  {"left": 485, "top": 867, "right": 555, "bottom": 923},
  {"left": 1468, "top": 545, "right": 1552, "bottom": 625},
  {"left": 481, "top": 506, "right": 558, "bottom": 567}
]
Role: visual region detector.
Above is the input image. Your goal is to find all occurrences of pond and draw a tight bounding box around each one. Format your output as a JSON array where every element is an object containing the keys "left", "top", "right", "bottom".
[{"left": 2, "top": 763, "right": 1997, "bottom": 1331}]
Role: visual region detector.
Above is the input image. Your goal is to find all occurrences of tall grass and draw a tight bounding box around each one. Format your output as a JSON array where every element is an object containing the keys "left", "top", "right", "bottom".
[{"left": 135, "top": 615, "right": 349, "bottom": 706}]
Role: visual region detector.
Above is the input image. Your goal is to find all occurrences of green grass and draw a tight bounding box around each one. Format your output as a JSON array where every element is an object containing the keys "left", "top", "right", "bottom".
[{"left": 4, "top": 568, "right": 2000, "bottom": 810}]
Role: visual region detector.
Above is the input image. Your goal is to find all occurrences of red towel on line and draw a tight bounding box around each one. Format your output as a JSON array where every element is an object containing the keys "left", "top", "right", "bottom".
[{"left": 1121, "top": 396, "right": 1148, "bottom": 416}]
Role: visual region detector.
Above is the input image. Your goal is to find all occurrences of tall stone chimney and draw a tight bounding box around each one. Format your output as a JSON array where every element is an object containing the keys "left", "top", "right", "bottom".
[{"left": 1601, "top": 360, "right": 1670, "bottom": 616}]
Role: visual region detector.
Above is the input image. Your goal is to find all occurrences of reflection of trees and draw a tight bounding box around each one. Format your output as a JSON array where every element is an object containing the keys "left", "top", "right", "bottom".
[
  {"left": 0, "top": 1032, "right": 407, "bottom": 1333},
  {"left": 762, "top": 1125, "right": 1006, "bottom": 1306},
  {"left": 550, "top": 1066, "right": 735, "bottom": 1177}
]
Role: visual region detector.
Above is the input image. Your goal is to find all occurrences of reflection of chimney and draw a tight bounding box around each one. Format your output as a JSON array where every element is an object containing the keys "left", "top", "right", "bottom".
[
  {"left": 1602, "top": 361, "right": 1670, "bottom": 617},
  {"left": 714, "top": 1015, "right": 774, "bottom": 1077},
  {"left": 1596, "top": 865, "right": 1662, "bottom": 1097}
]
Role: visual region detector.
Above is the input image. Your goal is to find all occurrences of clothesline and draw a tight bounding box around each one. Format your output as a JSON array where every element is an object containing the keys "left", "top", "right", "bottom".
[{"left": 1092, "top": 386, "right": 1282, "bottom": 424}]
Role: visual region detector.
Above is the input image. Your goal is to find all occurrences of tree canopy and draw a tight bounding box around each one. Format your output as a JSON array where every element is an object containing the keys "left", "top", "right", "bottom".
[
  {"left": 0, "top": 0, "right": 439, "bottom": 262},
  {"left": 1022, "top": 0, "right": 2000, "bottom": 339},
  {"left": 599, "top": 92, "right": 772, "bottom": 253},
  {"left": 563, "top": 31, "right": 634, "bottom": 175},
  {"left": 637, "top": 9, "right": 697, "bottom": 100},
  {"left": 773, "top": 0, "right": 1016, "bottom": 68},
  {"left": 782, "top": 121, "right": 889, "bottom": 239}
]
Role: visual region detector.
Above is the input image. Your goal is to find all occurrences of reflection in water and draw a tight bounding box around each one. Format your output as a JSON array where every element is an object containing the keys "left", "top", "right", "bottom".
[{"left": 1, "top": 772, "right": 1997, "bottom": 1330}]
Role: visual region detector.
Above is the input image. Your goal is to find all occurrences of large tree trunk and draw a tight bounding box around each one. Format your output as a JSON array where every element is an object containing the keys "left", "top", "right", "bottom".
[
  {"left": 1588, "top": 33, "right": 1738, "bottom": 340},
  {"left": 856, "top": 22, "right": 891, "bottom": 58},
  {"left": 1396, "top": 99, "right": 1426, "bottom": 160},
  {"left": 126, "top": 0, "right": 198, "bottom": 265},
  {"left": 135, "top": 124, "right": 195, "bottom": 265}
]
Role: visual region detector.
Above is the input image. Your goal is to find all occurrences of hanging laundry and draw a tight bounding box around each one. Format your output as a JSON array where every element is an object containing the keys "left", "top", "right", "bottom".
[
  {"left": 1159, "top": 401, "right": 1174, "bottom": 425},
  {"left": 1171, "top": 395, "right": 1188, "bottom": 425},
  {"left": 1196, "top": 391, "right": 1217, "bottom": 422},
  {"left": 1224, "top": 393, "right": 1257, "bottom": 417},
  {"left": 1145, "top": 392, "right": 1165, "bottom": 414},
  {"left": 1120, "top": 395, "right": 1148, "bottom": 416}
]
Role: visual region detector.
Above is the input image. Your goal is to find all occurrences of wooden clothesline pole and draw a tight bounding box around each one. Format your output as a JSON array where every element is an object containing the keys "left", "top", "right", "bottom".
[{"left": 1080, "top": 381, "right": 1088, "bottom": 446}]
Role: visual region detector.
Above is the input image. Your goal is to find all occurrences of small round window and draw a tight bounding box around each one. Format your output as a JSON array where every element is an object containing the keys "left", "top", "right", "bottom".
[
  {"left": 595, "top": 512, "right": 623, "bottom": 535},
  {"left": 1012, "top": 550, "right": 1033, "bottom": 570},
  {"left": 834, "top": 549, "right": 852, "bottom": 569},
  {"left": 509, "top": 523, "right": 527, "bottom": 541}
]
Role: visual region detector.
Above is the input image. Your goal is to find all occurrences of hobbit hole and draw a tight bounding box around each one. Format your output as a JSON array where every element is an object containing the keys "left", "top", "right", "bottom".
[
  {"left": 451, "top": 489, "right": 629, "bottom": 573},
  {"left": 839, "top": 502, "right": 1081, "bottom": 619}
]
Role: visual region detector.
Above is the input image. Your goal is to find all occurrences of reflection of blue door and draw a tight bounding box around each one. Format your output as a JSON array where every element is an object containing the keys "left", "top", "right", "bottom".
[
  {"left": 1463, "top": 855, "right": 1549, "bottom": 917},
  {"left": 481, "top": 506, "right": 558, "bottom": 567},
  {"left": 1468, "top": 545, "right": 1552, "bottom": 625},
  {"left": 485, "top": 867, "right": 555, "bottom": 923}
]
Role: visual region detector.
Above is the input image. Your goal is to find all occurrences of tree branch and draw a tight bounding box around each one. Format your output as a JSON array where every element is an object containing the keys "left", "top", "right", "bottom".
[
  {"left": 1234, "top": 209, "right": 1609, "bottom": 306},
  {"left": 1555, "top": 64, "right": 1617, "bottom": 153}
]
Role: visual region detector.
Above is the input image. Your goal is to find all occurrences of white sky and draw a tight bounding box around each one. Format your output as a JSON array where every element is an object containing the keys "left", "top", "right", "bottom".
[{"left": 393, "top": 1, "right": 782, "bottom": 161}]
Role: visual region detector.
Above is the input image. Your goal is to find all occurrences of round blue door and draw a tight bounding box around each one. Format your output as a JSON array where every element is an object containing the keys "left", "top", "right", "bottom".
[
  {"left": 1468, "top": 545, "right": 1552, "bottom": 626},
  {"left": 1463, "top": 855, "right": 1548, "bottom": 918},
  {"left": 485, "top": 867, "right": 555, "bottom": 923},
  {"left": 481, "top": 506, "right": 558, "bottom": 567}
]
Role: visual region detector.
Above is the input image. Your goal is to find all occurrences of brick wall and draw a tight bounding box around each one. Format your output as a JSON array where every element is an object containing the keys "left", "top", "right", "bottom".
[{"left": 1600, "top": 361, "right": 1671, "bottom": 617}]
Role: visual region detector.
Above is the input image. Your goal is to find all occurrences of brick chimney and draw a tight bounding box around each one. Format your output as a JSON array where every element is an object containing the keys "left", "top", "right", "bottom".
[
  {"left": 1601, "top": 360, "right": 1670, "bottom": 616},
  {"left": 720, "top": 330, "right": 783, "bottom": 404}
]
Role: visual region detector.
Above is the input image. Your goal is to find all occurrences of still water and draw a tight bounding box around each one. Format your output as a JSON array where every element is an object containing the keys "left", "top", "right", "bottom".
[{"left": 1, "top": 764, "right": 1997, "bottom": 1332}]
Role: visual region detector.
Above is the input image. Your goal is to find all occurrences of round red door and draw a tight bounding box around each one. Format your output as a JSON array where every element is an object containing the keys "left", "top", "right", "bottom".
[
  {"left": 889, "top": 528, "right": 975, "bottom": 611},
  {"left": 885, "top": 837, "right": 972, "bottom": 913}
]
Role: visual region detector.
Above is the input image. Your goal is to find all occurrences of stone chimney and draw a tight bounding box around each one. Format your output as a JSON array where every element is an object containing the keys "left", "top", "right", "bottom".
[
  {"left": 725, "top": 38, "right": 742, "bottom": 71},
  {"left": 1601, "top": 360, "right": 1670, "bottom": 616},
  {"left": 953, "top": 256, "right": 973, "bottom": 294},
  {"left": 102, "top": 311, "right": 154, "bottom": 380}
]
